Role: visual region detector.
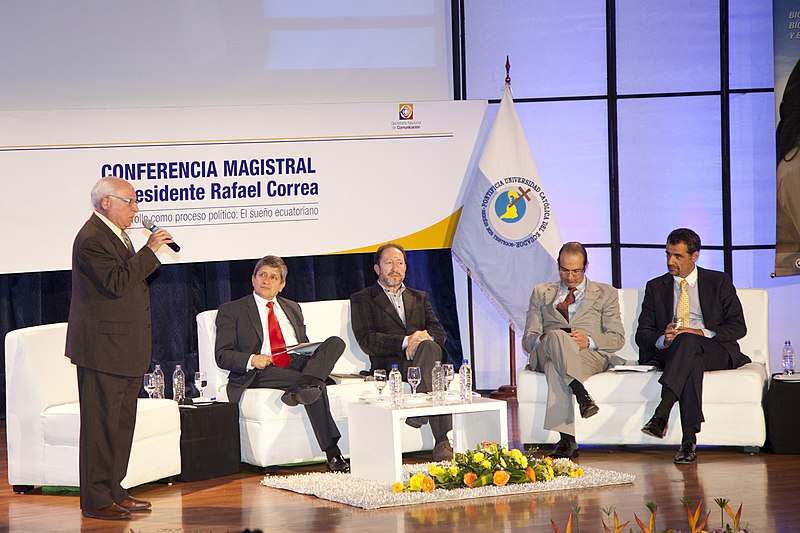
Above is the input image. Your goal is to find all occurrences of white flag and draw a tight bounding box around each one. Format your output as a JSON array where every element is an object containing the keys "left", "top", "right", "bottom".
[{"left": 452, "top": 85, "right": 561, "bottom": 330}]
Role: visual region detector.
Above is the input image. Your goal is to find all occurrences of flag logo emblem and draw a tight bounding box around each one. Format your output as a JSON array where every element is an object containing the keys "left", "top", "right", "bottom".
[
  {"left": 398, "top": 104, "right": 414, "bottom": 120},
  {"left": 481, "top": 177, "right": 551, "bottom": 247}
]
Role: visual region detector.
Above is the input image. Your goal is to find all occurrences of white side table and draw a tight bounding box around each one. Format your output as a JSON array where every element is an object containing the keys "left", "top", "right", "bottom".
[{"left": 347, "top": 396, "right": 509, "bottom": 483}]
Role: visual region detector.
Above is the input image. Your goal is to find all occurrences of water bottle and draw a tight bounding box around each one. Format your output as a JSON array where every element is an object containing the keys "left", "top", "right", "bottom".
[
  {"left": 153, "top": 364, "right": 165, "bottom": 399},
  {"left": 388, "top": 364, "right": 403, "bottom": 408},
  {"left": 783, "top": 340, "right": 796, "bottom": 375},
  {"left": 459, "top": 358, "right": 473, "bottom": 403},
  {"left": 432, "top": 361, "right": 445, "bottom": 404},
  {"left": 172, "top": 364, "right": 186, "bottom": 403}
]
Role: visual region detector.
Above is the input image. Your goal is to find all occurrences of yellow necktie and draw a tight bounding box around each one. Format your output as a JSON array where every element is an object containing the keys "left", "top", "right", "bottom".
[{"left": 676, "top": 279, "right": 690, "bottom": 326}]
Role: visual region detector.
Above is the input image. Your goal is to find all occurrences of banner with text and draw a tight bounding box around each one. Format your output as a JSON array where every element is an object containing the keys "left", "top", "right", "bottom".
[{"left": 0, "top": 100, "right": 487, "bottom": 274}]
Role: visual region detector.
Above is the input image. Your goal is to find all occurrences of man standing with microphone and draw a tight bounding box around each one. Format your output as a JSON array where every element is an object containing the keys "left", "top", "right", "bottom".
[{"left": 66, "top": 176, "right": 174, "bottom": 520}]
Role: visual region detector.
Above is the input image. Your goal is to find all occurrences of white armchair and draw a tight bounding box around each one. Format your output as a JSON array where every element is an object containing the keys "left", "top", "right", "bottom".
[{"left": 5, "top": 323, "right": 182, "bottom": 493}]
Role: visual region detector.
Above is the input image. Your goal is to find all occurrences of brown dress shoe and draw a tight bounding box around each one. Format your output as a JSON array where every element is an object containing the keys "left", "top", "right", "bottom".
[
  {"left": 82, "top": 503, "right": 131, "bottom": 520},
  {"left": 118, "top": 496, "right": 152, "bottom": 512}
]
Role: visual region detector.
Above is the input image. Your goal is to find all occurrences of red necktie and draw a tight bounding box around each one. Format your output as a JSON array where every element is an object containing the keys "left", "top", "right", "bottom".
[
  {"left": 556, "top": 288, "right": 576, "bottom": 322},
  {"left": 266, "top": 301, "right": 290, "bottom": 368}
]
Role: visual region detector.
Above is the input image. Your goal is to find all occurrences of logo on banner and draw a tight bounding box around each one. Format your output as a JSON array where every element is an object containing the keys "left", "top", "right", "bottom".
[
  {"left": 481, "top": 177, "right": 551, "bottom": 248},
  {"left": 398, "top": 103, "right": 414, "bottom": 120}
]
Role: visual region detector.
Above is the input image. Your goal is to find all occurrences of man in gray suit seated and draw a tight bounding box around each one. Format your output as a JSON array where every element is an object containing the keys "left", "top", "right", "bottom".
[{"left": 522, "top": 242, "right": 625, "bottom": 459}]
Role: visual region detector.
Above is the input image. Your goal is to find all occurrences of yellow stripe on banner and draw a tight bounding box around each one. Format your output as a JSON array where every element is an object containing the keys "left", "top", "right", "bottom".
[{"left": 334, "top": 208, "right": 464, "bottom": 255}]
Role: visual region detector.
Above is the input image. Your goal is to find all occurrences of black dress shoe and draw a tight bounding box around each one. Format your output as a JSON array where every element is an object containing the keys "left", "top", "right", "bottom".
[
  {"left": 117, "top": 496, "right": 151, "bottom": 512},
  {"left": 326, "top": 455, "right": 350, "bottom": 473},
  {"left": 548, "top": 439, "right": 579, "bottom": 460},
  {"left": 281, "top": 384, "right": 322, "bottom": 406},
  {"left": 405, "top": 416, "right": 429, "bottom": 429},
  {"left": 674, "top": 441, "right": 697, "bottom": 464},
  {"left": 577, "top": 394, "right": 599, "bottom": 419},
  {"left": 641, "top": 414, "right": 668, "bottom": 438},
  {"left": 82, "top": 503, "right": 131, "bottom": 520}
]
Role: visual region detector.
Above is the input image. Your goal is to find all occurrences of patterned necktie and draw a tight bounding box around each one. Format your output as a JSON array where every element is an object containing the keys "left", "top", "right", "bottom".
[
  {"left": 556, "top": 288, "right": 576, "bottom": 322},
  {"left": 266, "top": 301, "right": 290, "bottom": 368},
  {"left": 121, "top": 232, "right": 134, "bottom": 254},
  {"left": 676, "top": 279, "right": 690, "bottom": 327}
]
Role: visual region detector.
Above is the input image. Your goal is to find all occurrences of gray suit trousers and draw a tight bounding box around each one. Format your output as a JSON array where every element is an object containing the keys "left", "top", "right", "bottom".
[{"left": 530, "top": 330, "right": 607, "bottom": 435}]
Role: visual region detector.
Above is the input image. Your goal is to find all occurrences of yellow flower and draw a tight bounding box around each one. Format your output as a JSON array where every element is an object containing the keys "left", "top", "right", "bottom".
[
  {"left": 392, "top": 482, "right": 405, "bottom": 493},
  {"left": 510, "top": 448, "right": 523, "bottom": 460},
  {"left": 519, "top": 456, "right": 528, "bottom": 469},
  {"left": 448, "top": 465, "right": 459, "bottom": 476},
  {"left": 502, "top": 449, "right": 511, "bottom": 457},
  {"left": 428, "top": 464, "right": 444, "bottom": 476},
  {"left": 481, "top": 442, "right": 498, "bottom": 452},
  {"left": 464, "top": 472, "right": 478, "bottom": 488},
  {"left": 472, "top": 452, "right": 485, "bottom": 462},
  {"left": 482, "top": 460, "right": 492, "bottom": 469},
  {"left": 493, "top": 470, "right": 510, "bottom": 486},
  {"left": 500, "top": 458, "right": 507, "bottom": 468},
  {"left": 409, "top": 472, "right": 426, "bottom": 491},
  {"left": 421, "top": 475, "right": 435, "bottom": 492}
]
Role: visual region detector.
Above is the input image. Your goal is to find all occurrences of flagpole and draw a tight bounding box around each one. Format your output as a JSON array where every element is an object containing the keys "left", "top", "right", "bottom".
[{"left": 488, "top": 56, "right": 519, "bottom": 402}]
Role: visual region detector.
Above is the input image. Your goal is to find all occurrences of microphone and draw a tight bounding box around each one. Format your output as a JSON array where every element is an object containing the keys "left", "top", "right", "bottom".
[{"left": 142, "top": 216, "right": 181, "bottom": 252}]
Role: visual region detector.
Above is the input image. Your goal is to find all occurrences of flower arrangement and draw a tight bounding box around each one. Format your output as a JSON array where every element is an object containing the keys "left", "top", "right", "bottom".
[
  {"left": 550, "top": 499, "right": 750, "bottom": 533},
  {"left": 392, "top": 442, "right": 584, "bottom": 493}
]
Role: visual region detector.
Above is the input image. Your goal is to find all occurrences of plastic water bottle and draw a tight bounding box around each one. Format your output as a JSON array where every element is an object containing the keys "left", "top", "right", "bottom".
[
  {"left": 459, "top": 358, "right": 473, "bottom": 403},
  {"left": 432, "top": 361, "right": 445, "bottom": 404},
  {"left": 783, "top": 340, "right": 795, "bottom": 375},
  {"left": 388, "top": 364, "right": 403, "bottom": 408},
  {"left": 172, "top": 364, "right": 186, "bottom": 403},
  {"left": 153, "top": 364, "right": 165, "bottom": 399}
]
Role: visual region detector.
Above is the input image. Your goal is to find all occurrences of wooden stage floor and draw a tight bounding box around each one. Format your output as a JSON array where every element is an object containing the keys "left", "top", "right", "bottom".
[{"left": 2, "top": 401, "right": 799, "bottom": 532}]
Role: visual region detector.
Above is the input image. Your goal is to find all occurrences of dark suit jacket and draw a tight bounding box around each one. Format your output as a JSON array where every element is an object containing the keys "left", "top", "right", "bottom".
[
  {"left": 635, "top": 267, "right": 750, "bottom": 368},
  {"left": 350, "top": 283, "right": 446, "bottom": 370},
  {"left": 65, "top": 214, "right": 161, "bottom": 377},
  {"left": 215, "top": 294, "right": 309, "bottom": 404}
]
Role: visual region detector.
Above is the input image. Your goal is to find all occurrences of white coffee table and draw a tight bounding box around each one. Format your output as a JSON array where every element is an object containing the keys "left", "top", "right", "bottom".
[{"left": 347, "top": 396, "right": 509, "bottom": 483}]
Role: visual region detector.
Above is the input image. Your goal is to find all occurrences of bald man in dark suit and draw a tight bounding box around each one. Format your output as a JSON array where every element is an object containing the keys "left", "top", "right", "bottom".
[
  {"left": 350, "top": 243, "right": 453, "bottom": 462},
  {"left": 66, "top": 176, "right": 173, "bottom": 520}
]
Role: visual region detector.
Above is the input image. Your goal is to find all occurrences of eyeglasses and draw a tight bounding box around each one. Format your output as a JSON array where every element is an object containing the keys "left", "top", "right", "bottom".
[
  {"left": 108, "top": 194, "right": 139, "bottom": 206},
  {"left": 558, "top": 267, "right": 585, "bottom": 276},
  {"left": 256, "top": 271, "right": 282, "bottom": 282}
]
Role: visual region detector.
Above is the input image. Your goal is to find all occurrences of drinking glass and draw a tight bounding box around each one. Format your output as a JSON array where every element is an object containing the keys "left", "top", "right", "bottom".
[
  {"left": 143, "top": 373, "right": 157, "bottom": 399},
  {"left": 373, "top": 369, "right": 387, "bottom": 399},
  {"left": 442, "top": 363, "right": 455, "bottom": 391},
  {"left": 671, "top": 314, "right": 685, "bottom": 331},
  {"left": 407, "top": 366, "right": 421, "bottom": 396},
  {"left": 195, "top": 371, "right": 208, "bottom": 399}
]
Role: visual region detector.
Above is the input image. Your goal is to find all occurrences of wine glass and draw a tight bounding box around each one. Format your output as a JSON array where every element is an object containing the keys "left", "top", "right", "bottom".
[
  {"left": 373, "top": 369, "right": 387, "bottom": 400},
  {"left": 407, "top": 366, "right": 421, "bottom": 396},
  {"left": 442, "top": 363, "right": 455, "bottom": 392},
  {"left": 143, "top": 373, "right": 157, "bottom": 399},
  {"left": 195, "top": 371, "right": 208, "bottom": 399}
]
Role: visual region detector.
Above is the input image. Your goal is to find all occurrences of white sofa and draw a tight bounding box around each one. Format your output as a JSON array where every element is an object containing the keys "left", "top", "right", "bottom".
[
  {"left": 517, "top": 288, "right": 769, "bottom": 449},
  {"left": 196, "top": 299, "right": 435, "bottom": 467},
  {"left": 5, "top": 323, "right": 182, "bottom": 493}
]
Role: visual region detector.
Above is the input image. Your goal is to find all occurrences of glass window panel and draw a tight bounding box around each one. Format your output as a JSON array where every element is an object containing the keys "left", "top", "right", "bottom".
[
  {"left": 616, "top": 0, "right": 720, "bottom": 94},
  {"left": 733, "top": 249, "right": 786, "bottom": 289},
  {"left": 622, "top": 248, "right": 724, "bottom": 288},
  {"left": 618, "top": 96, "right": 723, "bottom": 245},
  {"left": 584, "top": 247, "right": 612, "bottom": 286},
  {"left": 729, "top": 0, "right": 774, "bottom": 90},
  {"left": 730, "top": 92, "right": 776, "bottom": 246},
  {"left": 513, "top": 99, "right": 610, "bottom": 243},
  {"left": 463, "top": 0, "right": 607, "bottom": 100}
]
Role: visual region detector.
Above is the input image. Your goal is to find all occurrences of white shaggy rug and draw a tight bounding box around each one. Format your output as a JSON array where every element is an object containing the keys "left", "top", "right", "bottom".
[{"left": 260, "top": 462, "right": 635, "bottom": 510}]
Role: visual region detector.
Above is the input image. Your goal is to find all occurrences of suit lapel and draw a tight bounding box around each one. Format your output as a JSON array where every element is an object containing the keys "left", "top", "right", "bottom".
[
  {"left": 372, "top": 284, "right": 405, "bottom": 329},
  {"left": 572, "top": 279, "right": 599, "bottom": 322},
  {"left": 90, "top": 214, "right": 131, "bottom": 260},
  {"left": 544, "top": 282, "right": 567, "bottom": 324},
  {"left": 244, "top": 296, "right": 264, "bottom": 346},
  {"left": 277, "top": 295, "right": 303, "bottom": 339}
]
